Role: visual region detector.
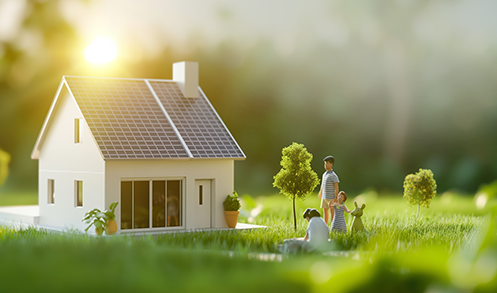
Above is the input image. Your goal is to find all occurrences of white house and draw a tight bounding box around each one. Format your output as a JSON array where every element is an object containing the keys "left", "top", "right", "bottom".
[{"left": 30, "top": 61, "right": 245, "bottom": 233}]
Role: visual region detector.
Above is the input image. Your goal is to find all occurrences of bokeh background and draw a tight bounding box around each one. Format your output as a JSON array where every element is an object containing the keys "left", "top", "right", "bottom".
[{"left": 1, "top": 0, "right": 496, "bottom": 197}]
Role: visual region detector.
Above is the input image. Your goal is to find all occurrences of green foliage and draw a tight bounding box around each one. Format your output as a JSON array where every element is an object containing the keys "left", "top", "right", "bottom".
[
  {"left": 273, "top": 142, "right": 319, "bottom": 201},
  {"left": 104, "top": 201, "right": 119, "bottom": 221},
  {"left": 82, "top": 208, "right": 106, "bottom": 233},
  {"left": 223, "top": 191, "right": 241, "bottom": 211},
  {"left": 477, "top": 180, "right": 497, "bottom": 199},
  {"left": 82, "top": 201, "right": 119, "bottom": 233},
  {"left": 403, "top": 169, "right": 437, "bottom": 217},
  {"left": 273, "top": 142, "right": 319, "bottom": 230},
  {"left": 0, "top": 148, "right": 10, "bottom": 186}
]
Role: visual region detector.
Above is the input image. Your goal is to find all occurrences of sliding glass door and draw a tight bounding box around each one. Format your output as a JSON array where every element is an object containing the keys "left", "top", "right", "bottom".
[{"left": 121, "top": 179, "right": 182, "bottom": 230}]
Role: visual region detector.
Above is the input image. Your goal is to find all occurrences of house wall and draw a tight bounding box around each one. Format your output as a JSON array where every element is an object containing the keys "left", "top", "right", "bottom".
[
  {"left": 37, "top": 89, "right": 105, "bottom": 230},
  {"left": 105, "top": 159, "right": 234, "bottom": 232}
]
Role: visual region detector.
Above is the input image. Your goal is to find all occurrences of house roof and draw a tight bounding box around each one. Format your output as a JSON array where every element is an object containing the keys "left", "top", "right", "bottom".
[{"left": 31, "top": 76, "right": 245, "bottom": 160}]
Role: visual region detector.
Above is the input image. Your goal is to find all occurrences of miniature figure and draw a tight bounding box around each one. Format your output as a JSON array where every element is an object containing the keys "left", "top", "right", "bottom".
[
  {"left": 329, "top": 191, "right": 351, "bottom": 233},
  {"left": 350, "top": 201, "right": 366, "bottom": 232},
  {"left": 278, "top": 208, "right": 330, "bottom": 253},
  {"left": 318, "top": 156, "right": 340, "bottom": 225}
]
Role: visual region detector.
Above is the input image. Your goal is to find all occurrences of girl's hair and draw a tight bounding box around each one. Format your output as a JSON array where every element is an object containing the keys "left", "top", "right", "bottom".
[
  {"left": 303, "top": 208, "right": 321, "bottom": 219},
  {"left": 338, "top": 191, "right": 347, "bottom": 202}
]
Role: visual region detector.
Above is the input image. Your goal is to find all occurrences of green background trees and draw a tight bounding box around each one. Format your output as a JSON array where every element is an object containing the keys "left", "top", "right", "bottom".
[
  {"left": 273, "top": 143, "right": 320, "bottom": 230},
  {"left": 1, "top": 1, "right": 497, "bottom": 196},
  {"left": 0, "top": 149, "right": 10, "bottom": 186}
]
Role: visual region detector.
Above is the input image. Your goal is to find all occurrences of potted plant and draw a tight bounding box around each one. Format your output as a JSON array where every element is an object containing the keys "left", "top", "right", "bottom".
[
  {"left": 103, "top": 201, "right": 119, "bottom": 235},
  {"left": 82, "top": 201, "right": 119, "bottom": 236},
  {"left": 82, "top": 208, "right": 106, "bottom": 236},
  {"left": 223, "top": 191, "right": 241, "bottom": 228}
]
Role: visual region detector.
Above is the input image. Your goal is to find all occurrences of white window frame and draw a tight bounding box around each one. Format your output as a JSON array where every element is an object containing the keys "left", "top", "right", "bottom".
[{"left": 120, "top": 177, "right": 185, "bottom": 232}]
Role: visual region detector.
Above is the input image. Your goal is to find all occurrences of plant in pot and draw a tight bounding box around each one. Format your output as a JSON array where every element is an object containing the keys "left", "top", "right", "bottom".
[
  {"left": 82, "top": 209, "right": 106, "bottom": 236},
  {"left": 82, "top": 201, "right": 119, "bottom": 236},
  {"left": 103, "top": 201, "right": 119, "bottom": 235},
  {"left": 223, "top": 191, "right": 241, "bottom": 228}
]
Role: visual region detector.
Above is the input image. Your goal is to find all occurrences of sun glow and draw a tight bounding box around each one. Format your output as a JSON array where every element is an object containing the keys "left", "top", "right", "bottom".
[{"left": 84, "top": 37, "right": 117, "bottom": 64}]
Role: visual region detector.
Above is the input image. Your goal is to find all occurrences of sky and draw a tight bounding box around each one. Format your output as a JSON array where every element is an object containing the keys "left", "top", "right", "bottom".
[
  {"left": 60, "top": 0, "right": 497, "bottom": 56},
  {"left": 2, "top": 0, "right": 497, "bottom": 65},
  {"left": 59, "top": 0, "right": 334, "bottom": 55}
]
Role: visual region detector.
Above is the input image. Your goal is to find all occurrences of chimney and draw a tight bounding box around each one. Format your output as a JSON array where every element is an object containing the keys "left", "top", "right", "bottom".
[{"left": 173, "top": 61, "right": 199, "bottom": 98}]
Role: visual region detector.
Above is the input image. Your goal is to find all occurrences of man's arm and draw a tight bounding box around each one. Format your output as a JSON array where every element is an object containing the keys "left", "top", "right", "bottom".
[
  {"left": 318, "top": 185, "right": 323, "bottom": 200},
  {"left": 334, "top": 182, "right": 339, "bottom": 199}
]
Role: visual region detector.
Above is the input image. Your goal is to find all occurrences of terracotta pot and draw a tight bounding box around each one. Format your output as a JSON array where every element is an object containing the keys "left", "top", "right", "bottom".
[
  {"left": 224, "top": 211, "right": 239, "bottom": 228},
  {"left": 106, "top": 220, "right": 117, "bottom": 235},
  {"left": 95, "top": 226, "right": 104, "bottom": 236}
]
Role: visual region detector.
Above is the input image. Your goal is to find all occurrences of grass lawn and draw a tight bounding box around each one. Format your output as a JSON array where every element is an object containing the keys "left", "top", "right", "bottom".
[
  {"left": 0, "top": 190, "right": 496, "bottom": 292},
  {"left": 0, "top": 190, "right": 37, "bottom": 206}
]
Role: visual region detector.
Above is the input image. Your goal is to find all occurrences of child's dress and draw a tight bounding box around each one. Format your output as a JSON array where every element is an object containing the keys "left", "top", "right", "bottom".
[{"left": 330, "top": 205, "right": 347, "bottom": 233}]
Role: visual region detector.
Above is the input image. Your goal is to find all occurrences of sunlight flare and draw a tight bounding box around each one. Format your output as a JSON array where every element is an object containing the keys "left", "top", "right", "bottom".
[{"left": 84, "top": 37, "right": 117, "bottom": 64}]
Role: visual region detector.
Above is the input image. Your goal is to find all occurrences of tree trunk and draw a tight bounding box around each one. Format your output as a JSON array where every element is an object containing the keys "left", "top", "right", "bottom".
[
  {"left": 293, "top": 196, "right": 297, "bottom": 231},
  {"left": 417, "top": 204, "right": 420, "bottom": 219}
]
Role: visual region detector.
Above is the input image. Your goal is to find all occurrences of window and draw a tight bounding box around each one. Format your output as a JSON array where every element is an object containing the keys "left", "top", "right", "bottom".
[
  {"left": 121, "top": 179, "right": 182, "bottom": 230},
  {"left": 74, "top": 118, "right": 81, "bottom": 143},
  {"left": 75, "top": 180, "right": 83, "bottom": 207},
  {"left": 48, "top": 179, "right": 55, "bottom": 204},
  {"left": 199, "top": 185, "right": 203, "bottom": 205},
  {"left": 152, "top": 181, "right": 165, "bottom": 228},
  {"left": 134, "top": 181, "right": 149, "bottom": 228}
]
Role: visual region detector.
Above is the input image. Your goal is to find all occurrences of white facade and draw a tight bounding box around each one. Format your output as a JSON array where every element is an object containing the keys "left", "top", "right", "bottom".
[
  {"left": 105, "top": 159, "right": 234, "bottom": 232},
  {"left": 37, "top": 88, "right": 105, "bottom": 230}
]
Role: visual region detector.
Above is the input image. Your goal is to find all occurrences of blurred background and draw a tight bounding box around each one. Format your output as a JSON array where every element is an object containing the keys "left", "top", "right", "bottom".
[{"left": 0, "top": 0, "right": 496, "bottom": 197}]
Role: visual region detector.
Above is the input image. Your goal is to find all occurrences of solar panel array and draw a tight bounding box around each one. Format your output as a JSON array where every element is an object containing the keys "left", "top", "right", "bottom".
[
  {"left": 65, "top": 77, "right": 190, "bottom": 159},
  {"left": 150, "top": 81, "right": 245, "bottom": 158},
  {"left": 64, "top": 76, "right": 245, "bottom": 160}
]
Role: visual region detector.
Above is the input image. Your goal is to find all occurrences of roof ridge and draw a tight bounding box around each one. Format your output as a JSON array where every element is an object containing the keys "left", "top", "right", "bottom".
[
  {"left": 144, "top": 79, "right": 193, "bottom": 158},
  {"left": 63, "top": 75, "right": 177, "bottom": 83}
]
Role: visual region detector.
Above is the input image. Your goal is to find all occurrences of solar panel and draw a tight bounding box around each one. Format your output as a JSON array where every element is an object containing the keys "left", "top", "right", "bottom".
[
  {"left": 149, "top": 81, "right": 245, "bottom": 158},
  {"left": 65, "top": 77, "right": 190, "bottom": 159}
]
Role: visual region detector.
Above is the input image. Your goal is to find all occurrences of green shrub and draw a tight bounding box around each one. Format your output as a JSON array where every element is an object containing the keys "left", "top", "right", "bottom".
[
  {"left": 403, "top": 169, "right": 437, "bottom": 218},
  {"left": 223, "top": 191, "right": 241, "bottom": 211}
]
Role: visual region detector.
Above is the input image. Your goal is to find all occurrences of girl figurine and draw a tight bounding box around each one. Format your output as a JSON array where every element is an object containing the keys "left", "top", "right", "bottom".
[{"left": 329, "top": 191, "right": 352, "bottom": 233}]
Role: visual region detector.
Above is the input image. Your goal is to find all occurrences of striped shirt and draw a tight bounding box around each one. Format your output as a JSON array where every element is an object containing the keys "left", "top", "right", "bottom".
[
  {"left": 322, "top": 170, "right": 339, "bottom": 200},
  {"left": 331, "top": 205, "right": 347, "bottom": 233}
]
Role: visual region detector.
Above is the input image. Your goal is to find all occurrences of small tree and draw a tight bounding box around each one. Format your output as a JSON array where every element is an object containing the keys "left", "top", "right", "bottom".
[
  {"left": 273, "top": 142, "right": 320, "bottom": 231},
  {"left": 403, "top": 168, "right": 437, "bottom": 218},
  {"left": 0, "top": 148, "right": 10, "bottom": 186}
]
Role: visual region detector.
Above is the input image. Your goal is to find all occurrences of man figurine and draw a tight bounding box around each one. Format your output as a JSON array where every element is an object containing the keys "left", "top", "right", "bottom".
[{"left": 318, "top": 156, "right": 339, "bottom": 225}]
